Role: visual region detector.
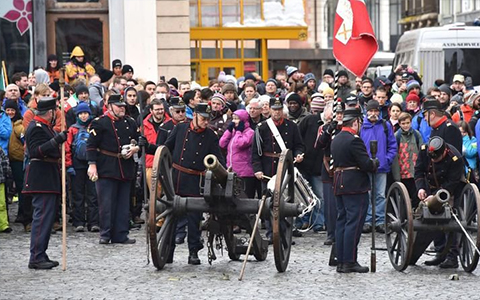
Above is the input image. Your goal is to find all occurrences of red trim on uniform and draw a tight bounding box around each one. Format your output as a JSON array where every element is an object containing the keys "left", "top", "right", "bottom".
[
  {"left": 273, "top": 118, "right": 284, "bottom": 126},
  {"left": 33, "top": 116, "right": 50, "bottom": 126},
  {"left": 189, "top": 121, "right": 206, "bottom": 133},
  {"left": 432, "top": 116, "right": 447, "bottom": 129},
  {"left": 105, "top": 111, "right": 119, "bottom": 121},
  {"left": 341, "top": 127, "right": 357, "bottom": 135}
]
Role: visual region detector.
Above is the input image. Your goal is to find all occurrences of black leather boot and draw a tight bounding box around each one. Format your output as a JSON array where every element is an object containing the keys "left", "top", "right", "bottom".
[
  {"left": 439, "top": 257, "right": 458, "bottom": 269},
  {"left": 424, "top": 255, "right": 446, "bottom": 266},
  {"left": 342, "top": 262, "right": 369, "bottom": 273},
  {"left": 188, "top": 250, "right": 201, "bottom": 265}
]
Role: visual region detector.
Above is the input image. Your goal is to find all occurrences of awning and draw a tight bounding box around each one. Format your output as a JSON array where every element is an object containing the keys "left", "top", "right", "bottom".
[{"left": 190, "top": 26, "right": 308, "bottom": 41}]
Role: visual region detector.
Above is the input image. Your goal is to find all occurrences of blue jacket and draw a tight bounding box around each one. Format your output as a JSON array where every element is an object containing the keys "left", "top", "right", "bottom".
[
  {"left": 360, "top": 117, "right": 398, "bottom": 173},
  {"left": 186, "top": 105, "right": 194, "bottom": 120},
  {"left": 412, "top": 112, "right": 431, "bottom": 143},
  {"left": 0, "top": 110, "right": 12, "bottom": 156},
  {"left": 462, "top": 135, "right": 477, "bottom": 171},
  {"left": 2, "top": 98, "right": 28, "bottom": 116}
]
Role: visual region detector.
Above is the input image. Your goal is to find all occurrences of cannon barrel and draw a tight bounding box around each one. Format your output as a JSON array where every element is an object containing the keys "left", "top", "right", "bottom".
[
  {"left": 204, "top": 154, "right": 228, "bottom": 187},
  {"left": 426, "top": 189, "right": 450, "bottom": 214}
]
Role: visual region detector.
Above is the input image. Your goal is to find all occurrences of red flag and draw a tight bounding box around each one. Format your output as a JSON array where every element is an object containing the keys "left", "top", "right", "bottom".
[{"left": 333, "top": 0, "right": 378, "bottom": 77}]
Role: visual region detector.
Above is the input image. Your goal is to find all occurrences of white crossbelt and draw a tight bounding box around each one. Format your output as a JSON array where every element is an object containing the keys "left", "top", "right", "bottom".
[{"left": 266, "top": 118, "right": 287, "bottom": 151}]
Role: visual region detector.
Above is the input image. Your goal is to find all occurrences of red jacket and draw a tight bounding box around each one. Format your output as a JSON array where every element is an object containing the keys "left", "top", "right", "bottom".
[{"left": 144, "top": 113, "right": 170, "bottom": 168}]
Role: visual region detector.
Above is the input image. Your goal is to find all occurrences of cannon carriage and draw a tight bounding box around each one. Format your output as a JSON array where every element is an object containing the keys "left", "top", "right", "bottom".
[
  {"left": 147, "top": 146, "right": 311, "bottom": 272},
  {"left": 384, "top": 182, "right": 480, "bottom": 272}
]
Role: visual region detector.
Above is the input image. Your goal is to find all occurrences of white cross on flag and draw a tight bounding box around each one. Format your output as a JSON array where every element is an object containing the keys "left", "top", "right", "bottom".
[{"left": 333, "top": 0, "right": 378, "bottom": 77}]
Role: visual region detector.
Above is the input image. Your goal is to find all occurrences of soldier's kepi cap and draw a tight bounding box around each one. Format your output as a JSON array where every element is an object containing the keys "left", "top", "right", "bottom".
[
  {"left": 427, "top": 136, "right": 446, "bottom": 159},
  {"left": 37, "top": 96, "right": 57, "bottom": 112},
  {"left": 269, "top": 97, "right": 283, "bottom": 109},
  {"left": 423, "top": 98, "right": 442, "bottom": 111},
  {"left": 170, "top": 96, "right": 186, "bottom": 109},
  {"left": 107, "top": 94, "right": 126, "bottom": 107},
  {"left": 195, "top": 103, "right": 211, "bottom": 118},
  {"left": 342, "top": 108, "right": 362, "bottom": 122}
]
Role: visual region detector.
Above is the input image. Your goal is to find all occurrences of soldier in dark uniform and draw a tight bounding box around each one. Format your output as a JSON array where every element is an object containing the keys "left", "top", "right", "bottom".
[
  {"left": 86, "top": 94, "right": 140, "bottom": 244},
  {"left": 331, "top": 108, "right": 378, "bottom": 273},
  {"left": 421, "top": 99, "right": 463, "bottom": 266},
  {"left": 23, "top": 97, "right": 67, "bottom": 269},
  {"left": 156, "top": 96, "right": 189, "bottom": 245},
  {"left": 252, "top": 97, "right": 305, "bottom": 181},
  {"left": 156, "top": 96, "right": 188, "bottom": 145},
  {"left": 316, "top": 101, "right": 344, "bottom": 245},
  {"left": 251, "top": 97, "right": 305, "bottom": 240},
  {"left": 424, "top": 98, "right": 463, "bottom": 152},
  {"left": 164, "top": 103, "right": 225, "bottom": 265},
  {"left": 415, "top": 136, "right": 466, "bottom": 268}
]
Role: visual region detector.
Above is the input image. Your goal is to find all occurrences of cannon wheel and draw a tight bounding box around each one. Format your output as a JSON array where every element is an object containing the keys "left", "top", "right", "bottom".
[
  {"left": 148, "top": 146, "right": 176, "bottom": 270},
  {"left": 385, "top": 182, "right": 414, "bottom": 271},
  {"left": 458, "top": 183, "right": 480, "bottom": 272},
  {"left": 272, "top": 150, "right": 295, "bottom": 272},
  {"left": 222, "top": 225, "right": 241, "bottom": 261}
]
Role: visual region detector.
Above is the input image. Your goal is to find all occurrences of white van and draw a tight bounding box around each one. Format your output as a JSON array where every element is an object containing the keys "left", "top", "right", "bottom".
[{"left": 394, "top": 24, "right": 480, "bottom": 91}]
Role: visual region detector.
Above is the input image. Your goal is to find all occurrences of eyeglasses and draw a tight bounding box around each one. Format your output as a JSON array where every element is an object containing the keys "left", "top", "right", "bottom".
[{"left": 175, "top": 110, "right": 186, "bottom": 114}]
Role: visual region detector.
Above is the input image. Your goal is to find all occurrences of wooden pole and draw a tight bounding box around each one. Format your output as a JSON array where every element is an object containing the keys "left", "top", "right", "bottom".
[
  {"left": 1, "top": 61, "right": 8, "bottom": 85},
  {"left": 238, "top": 194, "right": 267, "bottom": 281},
  {"left": 59, "top": 67, "right": 67, "bottom": 271}
]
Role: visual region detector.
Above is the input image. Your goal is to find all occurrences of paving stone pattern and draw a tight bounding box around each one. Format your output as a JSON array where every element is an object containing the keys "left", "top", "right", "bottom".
[{"left": 1, "top": 204, "right": 479, "bottom": 299}]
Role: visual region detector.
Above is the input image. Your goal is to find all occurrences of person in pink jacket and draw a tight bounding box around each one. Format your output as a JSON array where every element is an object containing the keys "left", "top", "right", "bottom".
[{"left": 219, "top": 109, "right": 256, "bottom": 198}]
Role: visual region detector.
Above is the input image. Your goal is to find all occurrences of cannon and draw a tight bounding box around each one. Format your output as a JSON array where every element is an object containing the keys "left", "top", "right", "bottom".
[
  {"left": 384, "top": 182, "right": 480, "bottom": 272},
  {"left": 147, "top": 146, "right": 308, "bottom": 272}
]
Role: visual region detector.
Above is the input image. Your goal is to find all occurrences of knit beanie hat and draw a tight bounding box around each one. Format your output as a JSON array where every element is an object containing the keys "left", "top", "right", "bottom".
[
  {"left": 322, "top": 86, "right": 334, "bottom": 96},
  {"left": 310, "top": 93, "right": 325, "bottom": 113},
  {"left": 217, "top": 71, "right": 227, "bottom": 83},
  {"left": 244, "top": 73, "right": 256, "bottom": 82},
  {"left": 406, "top": 80, "right": 420, "bottom": 92},
  {"left": 75, "top": 102, "right": 92, "bottom": 115},
  {"left": 266, "top": 78, "right": 278, "bottom": 86},
  {"left": 285, "top": 65, "right": 298, "bottom": 78},
  {"left": 337, "top": 70, "right": 348, "bottom": 79},
  {"left": 406, "top": 91, "right": 420, "bottom": 104},
  {"left": 4, "top": 99, "right": 18, "bottom": 110},
  {"left": 366, "top": 100, "right": 380, "bottom": 111},
  {"left": 304, "top": 73, "right": 316, "bottom": 84},
  {"left": 390, "top": 93, "right": 403, "bottom": 104},
  {"left": 75, "top": 84, "right": 89, "bottom": 96},
  {"left": 438, "top": 84, "right": 452, "bottom": 97},
  {"left": 211, "top": 93, "right": 226, "bottom": 106},
  {"left": 168, "top": 77, "right": 178, "bottom": 90},
  {"left": 323, "top": 69, "right": 334, "bottom": 78},
  {"left": 221, "top": 83, "right": 237, "bottom": 94},
  {"left": 285, "top": 93, "right": 303, "bottom": 106}
]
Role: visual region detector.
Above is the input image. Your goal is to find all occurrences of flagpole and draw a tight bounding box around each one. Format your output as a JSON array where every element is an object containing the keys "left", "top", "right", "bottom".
[
  {"left": 2, "top": 61, "right": 8, "bottom": 85},
  {"left": 59, "top": 67, "right": 67, "bottom": 271}
]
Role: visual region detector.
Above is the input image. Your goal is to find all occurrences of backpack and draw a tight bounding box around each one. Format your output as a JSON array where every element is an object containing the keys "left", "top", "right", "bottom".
[{"left": 71, "top": 124, "right": 89, "bottom": 161}]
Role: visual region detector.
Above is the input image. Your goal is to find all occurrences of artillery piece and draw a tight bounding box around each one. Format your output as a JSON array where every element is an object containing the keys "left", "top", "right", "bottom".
[
  {"left": 147, "top": 146, "right": 306, "bottom": 272},
  {"left": 384, "top": 182, "right": 480, "bottom": 272}
]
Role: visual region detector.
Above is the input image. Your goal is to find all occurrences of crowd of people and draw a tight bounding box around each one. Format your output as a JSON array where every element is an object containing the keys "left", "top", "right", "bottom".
[{"left": 0, "top": 45, "right": 477, "bottom": 271}]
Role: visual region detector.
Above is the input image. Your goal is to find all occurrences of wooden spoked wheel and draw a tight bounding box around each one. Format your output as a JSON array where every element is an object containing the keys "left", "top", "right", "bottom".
[
  {"left": 272, "top": 150, "right": 295, "bottom": 272},
  {"left": 458, "top": 183, "right": 480, "bottom": 273},
  {"left": 149, "top": 146, "right": 176, "bottom": 270},
  {"left": 385, "top": 182, "right": 414, "bottom": 271}
]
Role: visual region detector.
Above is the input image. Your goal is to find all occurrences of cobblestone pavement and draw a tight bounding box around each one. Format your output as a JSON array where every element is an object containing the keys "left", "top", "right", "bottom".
[{"left": 1, "top": 203, "right": 479, "bottom": 299}]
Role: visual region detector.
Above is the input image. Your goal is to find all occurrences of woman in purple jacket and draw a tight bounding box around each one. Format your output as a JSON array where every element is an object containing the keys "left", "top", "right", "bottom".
[{"left": 219, "top": 109, "right": 256, "bottom": 198}]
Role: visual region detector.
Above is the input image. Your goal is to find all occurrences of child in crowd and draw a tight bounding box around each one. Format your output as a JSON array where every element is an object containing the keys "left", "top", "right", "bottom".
[
  {"left": 395, "top": 112, "right": 422, "bottom": 208},
  {"left": 65, "top": 102, "right": 99, "bottom": 232}
]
